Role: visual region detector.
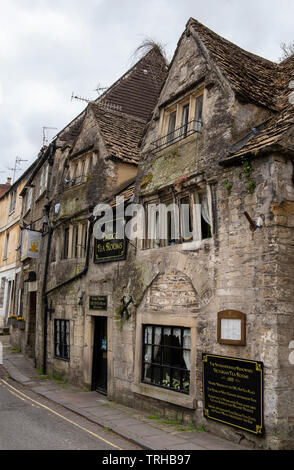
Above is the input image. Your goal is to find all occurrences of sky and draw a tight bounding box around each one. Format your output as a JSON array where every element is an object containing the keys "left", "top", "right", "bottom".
[{"left": 0, "top": 0, "right": 293, "bottom": 181}]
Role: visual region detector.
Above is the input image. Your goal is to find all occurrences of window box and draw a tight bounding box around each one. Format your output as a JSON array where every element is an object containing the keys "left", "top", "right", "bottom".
[{"left": 17, "top": 317, "right": 26, "bottom": 330}]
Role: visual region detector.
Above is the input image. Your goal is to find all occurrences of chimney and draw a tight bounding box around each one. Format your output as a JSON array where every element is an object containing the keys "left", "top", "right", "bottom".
[{"left": 6, "top": 177, "right": 11, "bottom": 185}]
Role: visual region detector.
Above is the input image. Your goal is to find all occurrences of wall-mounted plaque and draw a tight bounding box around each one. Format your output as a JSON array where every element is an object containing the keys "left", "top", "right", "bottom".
[
  {"left": 94, "top": 216, "right": 127, "bottom": 263},
  {"left": 203, "top": 354, "right": 264, "bottom": 436},
  {"left": 217, "top": 310, "right": 246, "bottom": 346},
  {"left": 89, "top": 295, "right": 108, "bottom": 311}
]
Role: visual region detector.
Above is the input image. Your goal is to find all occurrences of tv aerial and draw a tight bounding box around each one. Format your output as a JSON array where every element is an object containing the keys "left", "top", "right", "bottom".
[
  {"left": 43, "top": 127, "right": 58, "bottom": 146},
  {"left": 7, "top": 156, "right": 28, "bottom": 183}
]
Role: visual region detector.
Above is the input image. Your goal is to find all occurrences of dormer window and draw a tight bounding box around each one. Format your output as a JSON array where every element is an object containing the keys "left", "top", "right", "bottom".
[{"left": 152, "top": 87, "right": 204, "bottom": 152}]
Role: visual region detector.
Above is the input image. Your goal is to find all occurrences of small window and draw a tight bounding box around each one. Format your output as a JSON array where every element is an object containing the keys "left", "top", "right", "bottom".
[
  {"left": 63, "top": 228, "right": 69, "bottom": 259},
  {"left": 72, "top": 163, "right": 78, "bottom": 186},
  {"left": 71, "top": 225, "right": 79, "bottom": 258},
  {"left": 54, "top": 319, "right": 70, "bottom": 360},
  {"left": 195, "top": 94, "right": 203, "bottom": 132},
  {"left": 3, "top": 233, "right": 9, "bottom": 259},
  {"left": 167, "top": 111, "right": 176, "bottom": 143},
  {"left": 25, "top": 187, "right": 33, "bottom": 213},
  {"left": 142, "top": 325, "right": 191, "bottom": 394},
  {"left": 9, "top": 191, "right": 16, "bottom": 213},
  {"left": 80, "top": 224, "right": 88, "bottom": 258},
  {"left": 181, "top": 104, "right": 190, "bottom": 137}
]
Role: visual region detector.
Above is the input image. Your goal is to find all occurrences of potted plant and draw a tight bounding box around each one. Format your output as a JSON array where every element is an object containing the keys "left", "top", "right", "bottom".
[
  {"left": 8, "top": 314, "right": 18, "bottom": 328},
  {"left": 17, "top": 316, "right": 26, "bottom": 330}
]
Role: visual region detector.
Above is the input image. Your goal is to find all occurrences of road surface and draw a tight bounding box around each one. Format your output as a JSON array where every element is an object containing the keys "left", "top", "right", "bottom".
[{"left": 0, "top": 368, "right": 141, "bottom": 451}]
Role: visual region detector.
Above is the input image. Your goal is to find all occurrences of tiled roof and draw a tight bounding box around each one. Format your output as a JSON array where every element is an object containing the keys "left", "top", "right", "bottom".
[
  {"left": 89, "top": 103, "right": 146, "bottom": 165},
  {"left": 108, "top": 182, "right": 135, "bottom": 208},
  {"left": 58, "top": 113, "right": 85, "bottom": 144},
  {"left": 0, "top": 184, "right": 11, "bottom": 197},
  {"left": 185, "top": 17, "right": 294, "bottom": 162},
  {"left": 98, "top": 48, "right": 168, "bottom": 121},
  {"left": 224, "top": 54, "right": 294, "bottom": 161},
  {"left": 188, "top": 18, "right": 281, "bottom": 111}
]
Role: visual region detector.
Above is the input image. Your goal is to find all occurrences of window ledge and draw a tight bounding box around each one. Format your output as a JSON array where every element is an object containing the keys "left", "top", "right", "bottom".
[
  {"left": 131, "top": 383, "right": 196, "bottom": 409},
  {"left": 181, "top": 238, "right": 212, "bottom": 252}
]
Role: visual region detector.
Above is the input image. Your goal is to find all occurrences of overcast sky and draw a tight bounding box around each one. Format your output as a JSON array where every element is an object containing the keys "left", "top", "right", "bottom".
[{"left": 0, "top": 0, "right": 293, "bottom": 181}]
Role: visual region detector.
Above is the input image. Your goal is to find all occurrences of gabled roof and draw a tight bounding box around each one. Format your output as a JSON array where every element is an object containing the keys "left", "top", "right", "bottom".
[
  {"left": 183, "top": 17, "right": 294, "bottom": 163},
  {"left": 89, "top": 103, "right": 146, "bottom": 165},
  {"left": 98, "top": 47, "right": 168, "bottom": 121},
  {"left": 187, "top": 18, "right": 281, "bottom": 111},
  {"left": 57, "top": 46, "right": 167, "bottom": 144}
]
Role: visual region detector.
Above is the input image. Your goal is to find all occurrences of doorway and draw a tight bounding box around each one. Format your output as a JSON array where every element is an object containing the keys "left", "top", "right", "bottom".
[
  {"left": 27, "top": 291, "right": 36, "bottom": 358},
  {"left": 92, "top": 316, "right": 107, "bottom": 394}
]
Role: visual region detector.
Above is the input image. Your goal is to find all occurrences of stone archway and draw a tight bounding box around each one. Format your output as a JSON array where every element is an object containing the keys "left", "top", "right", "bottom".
[{"left": 144, "top": 270, "right": 202, "bottom": 312}]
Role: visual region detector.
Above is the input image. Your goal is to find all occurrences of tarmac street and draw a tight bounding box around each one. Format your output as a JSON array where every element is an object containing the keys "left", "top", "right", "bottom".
[{"left": 0, "top": 375, "right": 140, "bottom": 450}]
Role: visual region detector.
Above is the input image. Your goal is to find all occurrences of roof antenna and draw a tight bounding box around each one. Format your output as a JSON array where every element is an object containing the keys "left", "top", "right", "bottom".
[
  {"left": 42, "top": 127, "right": 58, "bottom": 146},
  {"left": 94, "top": 83, "right": 108, "bottom": 96},
  {"left": 7, "top": 156, "right": 28, "bottom": 183},
  {"left": 71, "top": 92, "right": 91, "bottom": 104}
]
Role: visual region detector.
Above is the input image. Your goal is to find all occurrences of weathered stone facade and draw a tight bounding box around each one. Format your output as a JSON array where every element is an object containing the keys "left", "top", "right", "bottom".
[{"left": 8, "top": 19, "right": 294, "bottom": 450}]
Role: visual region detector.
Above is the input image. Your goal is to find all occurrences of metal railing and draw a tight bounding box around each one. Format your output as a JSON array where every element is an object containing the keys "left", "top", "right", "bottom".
[
  {"left": 64, "top": 174, "right": 88, "bottom": 189},
  {"left": 151, "top": 119, "right": 202, "bottom": 153}
]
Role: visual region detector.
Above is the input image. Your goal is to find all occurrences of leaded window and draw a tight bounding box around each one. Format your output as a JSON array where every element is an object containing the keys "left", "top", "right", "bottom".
[
  {"left": 142, "top": 325, "right": 191, "bottom": 394},
  {"left": 54, "top": 319, "right": 70, "bottom": 360}
]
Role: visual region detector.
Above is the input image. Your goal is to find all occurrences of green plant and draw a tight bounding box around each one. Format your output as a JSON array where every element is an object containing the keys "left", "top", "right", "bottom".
[
  {"left": 224, "top": 179, "right": 233, "bottom": 194},
  {"left": 241, "top": 158, "right": 256, "bottom": 193},
  {"left": 147, "top": 414, "right": 161, "bottom": 420}
]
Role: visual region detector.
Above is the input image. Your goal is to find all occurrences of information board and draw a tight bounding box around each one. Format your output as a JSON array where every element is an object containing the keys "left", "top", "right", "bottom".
[
  {"left": 202, "top": 354, "right": 264, "bottom": 436},
  {"left": 89, "top": 295, "right": 108, "bottom": 311}
]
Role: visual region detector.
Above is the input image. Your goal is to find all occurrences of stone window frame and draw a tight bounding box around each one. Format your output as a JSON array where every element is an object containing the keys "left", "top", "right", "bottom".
[
  {"left": 142, "top": 183, "right": 213, "bottom": 250},
  {"left": 158, "top": 86, "right": 204, "bottom": 147},
  {"left": 132, "top": 312, "right": 197, "bottom": 410},
  {"left": 66, "top": 151, "right": 94, "bottom": 188},
  {"left": 141, "top": 324, "right": 191, "bottom": 394}
]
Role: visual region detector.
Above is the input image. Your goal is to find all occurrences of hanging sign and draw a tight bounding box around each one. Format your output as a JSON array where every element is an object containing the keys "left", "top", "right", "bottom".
[
  {"left": 202, "top": 354, "right": 264, "bottom": 436},
  {"left": 93, "top": 216, "right": 127, "bottom": 263},
  {"left": 21, "top": 230, "right": 42, "bottom": 261}
]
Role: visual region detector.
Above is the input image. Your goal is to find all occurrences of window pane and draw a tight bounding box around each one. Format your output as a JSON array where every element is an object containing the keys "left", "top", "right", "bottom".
[
  {"left": 195, "top": 94, "right": 203, "bottom": 131},
  {"left": 167, "top": 112, "right": 176, "bottom": 142},
  {"left": 181, "top": 104, "right": 189, "bottom": 137}
]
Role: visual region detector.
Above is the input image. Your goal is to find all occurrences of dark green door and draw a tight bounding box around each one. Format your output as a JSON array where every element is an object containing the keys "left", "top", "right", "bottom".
[{"left": 92, "top": 316, "right": 107, "bottom": 394}]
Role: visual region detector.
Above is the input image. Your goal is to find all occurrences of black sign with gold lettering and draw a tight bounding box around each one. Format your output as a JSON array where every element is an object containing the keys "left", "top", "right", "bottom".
[
  {"left": 89, "top": 296, "right": 108, "bottom": 311},
  {"left": 94, "top": 216, "right": 127, "bottom": 263},
  {"left": 202, "top": 354, "right": 264, "bottom": 436}
]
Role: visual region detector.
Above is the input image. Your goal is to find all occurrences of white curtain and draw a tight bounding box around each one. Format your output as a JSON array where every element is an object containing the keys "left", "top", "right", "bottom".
[
  {"left": 144, "top": 326, "right": 152, "bottom": 363},
  {"left": 201, "top": 191, "right": 211, "bottom": 226},
  {"left": 183, "top": 329, "right": 191, "bottom": 371},
  {"left": 153, "top": 326, "right": 162, "bottom": 361}
]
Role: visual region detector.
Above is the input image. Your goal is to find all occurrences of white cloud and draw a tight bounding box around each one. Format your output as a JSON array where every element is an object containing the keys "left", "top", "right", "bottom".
[{"left": 0, "top": 0, "right": 293, "bottom": 179}]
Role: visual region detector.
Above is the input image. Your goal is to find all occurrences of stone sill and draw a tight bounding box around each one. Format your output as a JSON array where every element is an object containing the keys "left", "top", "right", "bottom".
[
  {"left": 132, "top": 383, "right": 196, "bottom": 409},
  {"left": 181, "top": 238, "right": 212, "bottom": 251}
]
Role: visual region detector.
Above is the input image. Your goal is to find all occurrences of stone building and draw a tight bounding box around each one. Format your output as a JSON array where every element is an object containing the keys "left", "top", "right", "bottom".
[
  {"left": 101, "top": 19, "right": 294, "bottom": 450},
  {"left": 7, "top": 18, "right": 294, "bottom": 450},
  {"left": 21, "top": 47, "right": 168, "bottom": 390}
]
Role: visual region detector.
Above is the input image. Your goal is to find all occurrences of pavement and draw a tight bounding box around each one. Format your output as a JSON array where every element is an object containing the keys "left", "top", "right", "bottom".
[{"left": 0, "top": 335, "right": 249, "bottom": 451}]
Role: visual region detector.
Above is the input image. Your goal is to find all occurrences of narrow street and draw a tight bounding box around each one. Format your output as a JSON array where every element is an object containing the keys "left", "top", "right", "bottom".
[{"left": 0, "top": 368, "right": 141, "bottom": 451}]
